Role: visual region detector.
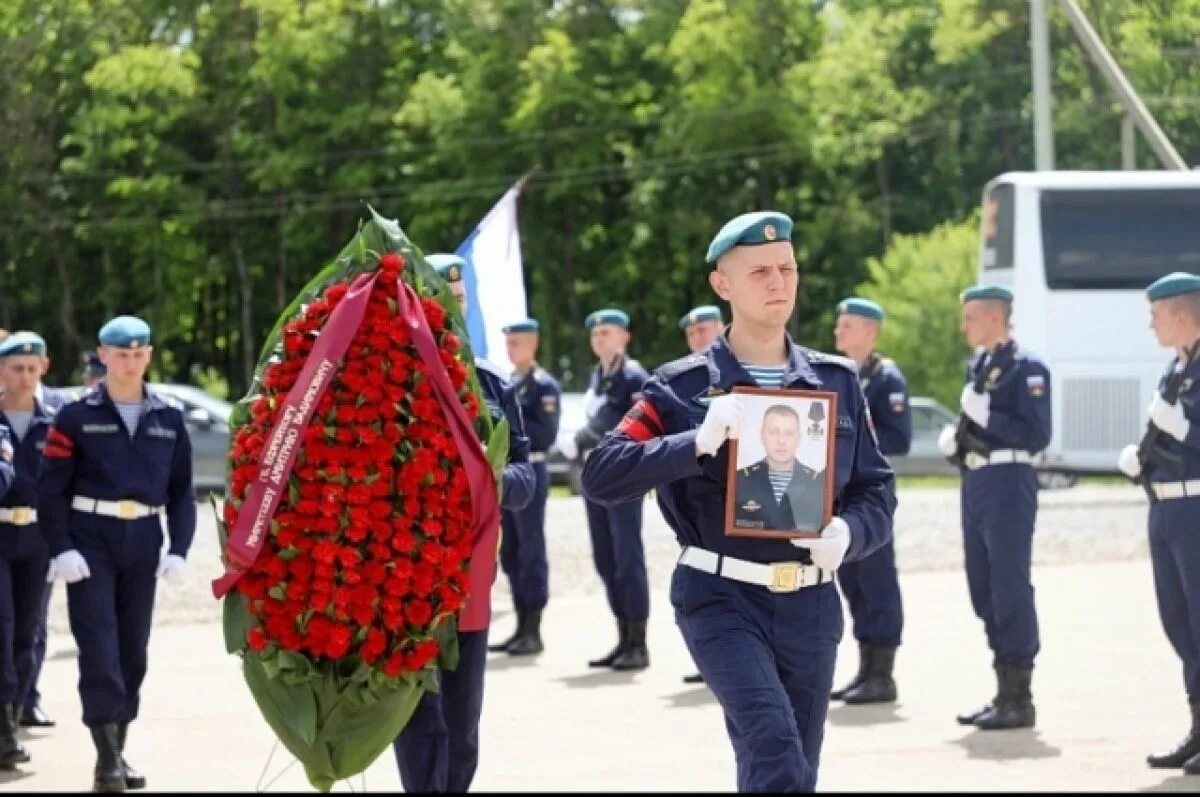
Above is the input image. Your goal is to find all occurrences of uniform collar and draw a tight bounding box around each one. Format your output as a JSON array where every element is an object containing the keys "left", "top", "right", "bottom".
[
  {"left": 707, "top": 329, "right": 822, "bottom": 390},
  {"left": 88, "top": 381, "right": 165, "bottom": 411},
  {"left": 599, "top": 352, "right": 626, "bottom": 376}
]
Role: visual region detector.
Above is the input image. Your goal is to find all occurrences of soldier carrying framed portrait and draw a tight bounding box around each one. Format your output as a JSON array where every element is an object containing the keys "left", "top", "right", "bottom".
[{"left": 724, "top": 386, "right": 838, "bottom": 540}]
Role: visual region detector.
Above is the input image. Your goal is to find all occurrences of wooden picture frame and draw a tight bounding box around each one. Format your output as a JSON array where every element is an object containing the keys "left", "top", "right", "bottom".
[{"left": 723, "top": 386, "right": 838, "bottom": 540}]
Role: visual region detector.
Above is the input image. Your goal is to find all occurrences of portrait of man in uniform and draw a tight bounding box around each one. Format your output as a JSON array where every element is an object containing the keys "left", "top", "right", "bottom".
[{"left": 725, "top": 390, "right": 836, "bottom": 539}]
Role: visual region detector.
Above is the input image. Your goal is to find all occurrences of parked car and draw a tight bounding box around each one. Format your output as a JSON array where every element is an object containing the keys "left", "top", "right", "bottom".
[
  {"left": 549, "top": 391, "right": 1075, "bottom": 491},
  {"left": 60, "top": 382, "right": 234, "bottom": 495}
]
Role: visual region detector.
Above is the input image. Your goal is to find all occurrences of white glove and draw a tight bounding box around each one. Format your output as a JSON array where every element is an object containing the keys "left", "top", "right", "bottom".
[
  {"left": 157, "top": 554, "right": 187, "bottom": 582},
  {"left": 937, "top": 424, "right": 958, "bottom": 458},
  {"left": 583, "top": 389, "right": 606, "bottom": 420},
  {"left": 557, "top": 435, "right": 578, "bottom": 461},
  {"left": 0, "top": 439, "right": 12, "bottom": 461},
  {"left": 1117, "top": 443, "right": 1141, "bottom": 479},
  {"left": 1149, "top": 394, "right": 1190, "bottom": 442},
  {"left": 44, "top": 559, "right": 57, "bottom": 584},
  {"left": 790, "top": 516, "right": 851, "bottom": 571},
  {"left": 52, "top": 550, "right": 91, "bottom": 584},
  {"left": 960, "top": 385, "right": 991, "bottom": 427},
  {"left": 694, "top": 394, "right": 743, "bottom": 457}
]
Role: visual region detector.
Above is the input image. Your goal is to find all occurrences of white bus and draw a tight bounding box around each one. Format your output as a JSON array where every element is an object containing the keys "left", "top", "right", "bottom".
[{"left": 978, "top": 170, "right": 1200, "bottom": 475}]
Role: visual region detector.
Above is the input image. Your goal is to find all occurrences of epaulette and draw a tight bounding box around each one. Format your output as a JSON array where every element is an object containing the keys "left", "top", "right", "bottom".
[
  {"left": 656, "top": 354, "right": 707, "bottom": 382},
  {"left": 880, "top": 357, "right": 896, "bottom": 367},
  {"left": 805, "top": 349, "right": 856, "bottom": 372},
  {"left": 147, "top": 389, "right": 184, "bottom": 411}
]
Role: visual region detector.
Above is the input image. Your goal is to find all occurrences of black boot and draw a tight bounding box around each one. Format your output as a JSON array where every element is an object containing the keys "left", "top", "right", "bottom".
[
  {"left": 974, "top": 665, "right": 1036, "bottom": 730},
  {"left": 507, "top": 609, "right": 544, "bottom": 656},
  {"left": 956, "top": 668, "right": 1001, "bottom": 725},
  {"left": 117, "top": 723, "right": 146, "bottom": 790},
  {"left": 832, "top": 642, "right": 872, "bottom": 701},
  {"left": 17, "top": 703, "right": 55, "bottom": 728},
  {"left": 1148, "top": 700, "right": 1200, "bottom": 768},
  {"left": 843, "top": 645, "right": 898, "bottom": 705},
  {"left": 0, "top": 703, "right": 30, "bottom": 767},
  {"left": 488, "top": 607, "right": 524, "bottom": 653},
  {"left": 611, "top": 621, "right": 649, "bottom": 671},
  {"left": 89, "top": 723, "right": 126, "bottom": 792},
  {"left": 588, "top": 620, "right": 629, "bottom": 668},
  {"left": 682, "top": 673, "right": 705, "bottom": 684}
]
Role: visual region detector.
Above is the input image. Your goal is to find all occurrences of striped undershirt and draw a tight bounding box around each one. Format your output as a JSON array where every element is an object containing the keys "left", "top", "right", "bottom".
[
  {"left": 115, "top": 401, "right": 143, "bottom": 438},
  {"left": 768, "top": 470, "right": 793, "bottom": 502}
]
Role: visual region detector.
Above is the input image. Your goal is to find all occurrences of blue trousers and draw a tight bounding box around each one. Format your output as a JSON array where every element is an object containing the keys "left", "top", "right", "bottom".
[
  {"left": 393, "top": 629, "right": 488, "bottom": 792},
  {"left": 66, "top": 515, "right": 161, "bottom": 726},
  {"left": 961, "top": 464, "right": 1040, "bottom": 670},
  {"left": 671, "top": 565, "right": 840, "bottom": 792},
  {"left": 22, "top": 582, "right": 52, "bottom": 711},
  {"left": 1149, "top": 496, "right": 1200, "bottom": 700},
  {"left": 0, "top": 525, "right": 49, "bottom": 705},
  {"left": 584, "top": 496, "right": 648, "bottom": 621},
  {"left": 499, "top": 463, "right": 550, "bottom": 609},
  {"left": 836, "top": 539, "right": 903, "bottom": 647}
]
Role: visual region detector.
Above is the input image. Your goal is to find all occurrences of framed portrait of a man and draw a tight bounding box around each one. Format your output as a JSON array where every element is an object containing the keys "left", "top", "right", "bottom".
[{"left": 724, "top": 387, "right": 837, "bottom": 539}]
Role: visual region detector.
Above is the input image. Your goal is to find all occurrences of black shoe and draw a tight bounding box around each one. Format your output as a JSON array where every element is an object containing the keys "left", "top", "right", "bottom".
[
  {"left": 89, "top": 723, "right": 126, "bottom": 792},
  {"left": 974, "top": 665, "right": 1036, "bottom": 730},
  {"left": 17, "top": 704, "right": 55, "bottom": 728},
  {"left": 682, "top": 673, "right": 704, "bottom": 684},
  {"left": 0, "top": 704, "right": 30, "bottom": 768},
  {"left": 957, "top": 703, "right": 993, "bottom": 726},
  {"left": 588, "top": 621, "right": 629, "bottom": 668},
  {"left": 832, "top": 641, "right": 871, "bottom": 701},
  {"left": 506, "top": 609, "right": 544, "bottom": 656},
  {"left": 611, "top": 621, "right": 649, "bottom": 671},
  {"left": 117, "top": 723, "right": 146, "bottom": 790},
  {"left": 1182, "top": 749, "right": 1200, "bottom": 775},
  {"left": 488, "top": 606, "right": 525, "bottom": 653},
  {"left": 843, "top": 646, "right": 898, "bottom": 705},
  {"left": 1149, "top": 700, "right": 1200, "bottom": 768}
]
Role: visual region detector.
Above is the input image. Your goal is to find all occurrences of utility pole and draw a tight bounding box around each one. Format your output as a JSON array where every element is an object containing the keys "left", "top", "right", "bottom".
[
  {"left": 1030, "top": 0, "right": 1055, "bottom": 171},
  {"left": 1055, "top": 0, "right": 1187, "bottom": 170}
]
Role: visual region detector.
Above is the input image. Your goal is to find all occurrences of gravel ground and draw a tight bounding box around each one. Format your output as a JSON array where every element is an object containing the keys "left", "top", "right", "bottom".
[{"left": 43, "top": 483, "right": 1151, "bottom": 633}]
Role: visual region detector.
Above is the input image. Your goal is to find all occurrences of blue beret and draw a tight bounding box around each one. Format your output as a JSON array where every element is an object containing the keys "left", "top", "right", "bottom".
[
  {"left": 960, "top": 284, "right": 1013, "bottom": 303},
  {"left": 837, "top": 297, "right": 885, "bottom": 321},
  {"left": 678, "top": 305, "right": 723, "bottom": 330},
  {"left": 82, "top": 350, "right": 106, "bottom": 374},
  {"left": 426, "top": 254, "right": 466, "bottom": 283},
  {"left": 585, "top": 309, "right": 630, "bottom": 330},
  {"left": 98, "top": 315, "right": 152, "bottom": 348},
  {"left": 705, "top": 211, "right": 794, "bottom": 264},
  {"left": 502, "top": 318, "right": 540, "bottom": 334},
  {"left": 1146, "top": 271, "right": 1200, "bottom": 302},
  {"left": 0, "top": 332, "right": 46, "bottom": 357}
]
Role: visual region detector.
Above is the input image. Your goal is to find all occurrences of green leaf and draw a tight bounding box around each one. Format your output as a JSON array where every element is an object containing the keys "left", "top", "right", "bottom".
[
  {"left": 222, "top": 592, "right": 255, "bottom": 654},
  {"left": 242, "top": 651, "right": 321, "bottom": 749},
  {"left": 267, "top": 584, "right": 287, "bottom": 601}
]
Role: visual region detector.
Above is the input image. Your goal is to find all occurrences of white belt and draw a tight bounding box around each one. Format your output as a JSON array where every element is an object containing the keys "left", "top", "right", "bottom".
[
  {"left": 528, "top": 452, "right": 547, "bottom": 463},
  {"left": 1153, "top": 480, "right": 1200, "bottom": 500},
  {"left": 71, "top": 496, "right": 163, "bottom": 520},
  {"left": 964, "top": 449, "right": 1033, "bottom": 470},
  {"left": 0, "top": 507, "right": 37, "bottom": 525},
  {"left": 678, "top": 546, "right": 834, "bottom": 593}
]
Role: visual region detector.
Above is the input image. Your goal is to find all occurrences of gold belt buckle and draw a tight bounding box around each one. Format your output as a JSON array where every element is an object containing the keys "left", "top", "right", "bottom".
[
  {"left": 769, "top": 563, "right": 800, "bottom": 593},
  {"left": 116, "top": 500, "right": 139, "bottom": 520},
  {"left": 11, "top": 507, "right": 30, "bottom": 525}
]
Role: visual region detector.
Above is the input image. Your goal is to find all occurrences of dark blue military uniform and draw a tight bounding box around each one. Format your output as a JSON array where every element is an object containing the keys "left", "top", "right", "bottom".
[
  {"left": 958, "top": 340, "right": 1051, "bottom": 673},
  {"left": 392, "top": 356, "right": 533, "bottom": 794},
  {"left": 20, "top": 385, "right": 73, "bottom": 727},
  {"left": 836, "top": 353, "right": 910, "bottom": 651},
  {"left": 0, "top": 396, "right": 55, "bottom": 722},
  {"left": 577, "top": 353, "right": 651, "bottom": 625},
  {"left": 499, "top": 364, "right": 560, "bottom": 611},
  {"left": 1147, "top": 355, "right": 1200, "bottom": 700},
  {"left": 732, "top": 458, "right": 824, "bottom": 533},
  {"left": 37, "top": 382, "right": 196, "bottom": 730},
  {"left": 0, "top": 423, "right": 22, "bottom": 764},
  {"left": 581, "top": 333, "right": 895, "bottom": 791}
]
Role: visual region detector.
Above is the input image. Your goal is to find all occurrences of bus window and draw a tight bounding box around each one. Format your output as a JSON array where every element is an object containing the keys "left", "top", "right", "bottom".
[
  {"left": 981, "top": 183, "right": 1014, "bottom": 271},
  {"left": 1040, "top": 188, "right": 1200, "bottom": 289}
]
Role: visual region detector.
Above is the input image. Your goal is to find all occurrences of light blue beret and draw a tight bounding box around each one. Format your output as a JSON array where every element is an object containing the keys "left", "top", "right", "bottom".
[
  {"left": 1146, "top": 272, "right": 1200, "bottom": 302},
  {"left": 426, "top": 254, "right": 467, "bottom": 283},
  {"left": 678, "top": 305, "right": 723, "bottom": 330},
  {"left": 705, "top": 211, "right": 794, "bottom": 264},
  {"left": 0, "top": 332, "right": 46, "bottom": 357},
  {"left": 585, "top": 309, "right": 630, "bottom": 330},
  {"left": 98, "top": 315, "right": 152, "bottom": 348},
  {"left": 837, "top": 297, "right": 885, "bottom": 321},
  {"left": 502, "top": 318, "right": 540, "bottom": 334},
  {"left": 960, "top": 284, "right": 1013, "bottom": 303}
]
